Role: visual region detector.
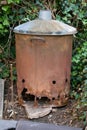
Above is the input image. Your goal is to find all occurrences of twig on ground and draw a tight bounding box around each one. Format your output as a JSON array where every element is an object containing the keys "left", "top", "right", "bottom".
[{"left": 10, "top": 64, "right": 15, "bottom": 119}]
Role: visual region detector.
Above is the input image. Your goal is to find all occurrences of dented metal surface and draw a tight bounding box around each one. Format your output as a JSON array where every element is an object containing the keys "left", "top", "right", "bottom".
[{"left": 15, "top": 34, "right": 73, "bottom": 106}]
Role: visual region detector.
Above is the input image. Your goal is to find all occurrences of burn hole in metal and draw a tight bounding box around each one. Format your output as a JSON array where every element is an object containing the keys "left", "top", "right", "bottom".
[
  {"left": 21, "top": 88, "right": 50, "bottom": 103},
  {"left": 21, "top": 88, "right": 35, "bottom": 101},
  {"left": 58, "top": 95, "right": 60, "bottom": 99},
  {"left": 52, "top": 80, "right": 56, "bottom": 85},
  {"left": 39, "top": 97, "right": 50, "bottom": 102}
]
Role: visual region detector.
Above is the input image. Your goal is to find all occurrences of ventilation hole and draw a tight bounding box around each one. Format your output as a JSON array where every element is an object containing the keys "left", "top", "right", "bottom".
[
  {"left": 58, "top": 95, "right": 60, "bottom": 99},
  {"left": 65, "top": 94, "right": 68, "bottom": 98},
  {"left": 52, "top": 80, "right": 56, "bottom": 84},
  {"left": 52, "top": 97, "right": 55, "bottom": 100},
  {"left": 22, "top": 79, "right": 25, "bottom": 83},
  {"left": 65, "top": 78, "right": 68, "bottom": 82}
]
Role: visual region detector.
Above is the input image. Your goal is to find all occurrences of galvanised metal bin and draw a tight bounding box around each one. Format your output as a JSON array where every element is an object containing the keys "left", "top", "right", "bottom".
[{"left": 14, "top": 10, "right": 77, "bottom": 106}]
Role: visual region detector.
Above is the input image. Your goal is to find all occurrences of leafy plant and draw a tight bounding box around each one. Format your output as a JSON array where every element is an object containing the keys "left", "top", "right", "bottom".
[
  {"left": 56, "top": 0, "right": 87, "bottom": 31},
  {"left": 71, "top": 41, "right": 87, "bottom": 108},
  {"left": 0, "top": 0, "right": 39, "bottom": 79}
]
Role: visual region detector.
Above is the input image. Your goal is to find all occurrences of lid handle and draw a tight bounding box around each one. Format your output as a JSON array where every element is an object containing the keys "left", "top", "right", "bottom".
[{"left": 39, "top": 10, "right": 52, "bottom": 20}]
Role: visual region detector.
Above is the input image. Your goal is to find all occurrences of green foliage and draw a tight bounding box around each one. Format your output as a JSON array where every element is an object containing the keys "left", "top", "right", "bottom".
[
  {"left": 7, "top": 0, "right": 20, "bottom": 4},
  {"left": 71, "top": 41, "right": 87, "bottom": 107},
  {"left": 0, "top": 0, "right": 38, "bottom": 35},
  {"left": 0, "top": 0, "right": 39, "bottom": 79},
  {"left": 56, "top": 0, "right": 87, "bottom": 33},
  {"left": 0, "top": 0, "right": 21, "bottom": 35},
  {"left": 0, "top": 63, "right": 9, "bottom": 78}
]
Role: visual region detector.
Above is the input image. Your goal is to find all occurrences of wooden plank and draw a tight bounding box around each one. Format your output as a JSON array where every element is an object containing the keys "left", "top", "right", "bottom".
[{"left": 0, "top": 79, "right": 4, "bottom": 119}]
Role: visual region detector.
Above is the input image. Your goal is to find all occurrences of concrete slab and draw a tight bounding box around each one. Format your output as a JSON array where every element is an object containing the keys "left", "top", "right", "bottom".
[
  {"left": 16, "top": 120, "right": 82, "bottom": 130},
  {"left": 0, "top": 120, "right": 83, "bottom": 130},
  {"left": 24, "top": 101, "right": 52, "bottom": 119},
  {"left": 0, "top": 79, "right": 4, "bottom": 119},
  {"left": 0, "top": 120, "right": 17, "bottom": 130}
]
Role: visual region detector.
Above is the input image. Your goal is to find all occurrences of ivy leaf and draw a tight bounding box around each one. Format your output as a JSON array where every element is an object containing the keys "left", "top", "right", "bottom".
[
  {"left": 7, "top": 0, "right": 13, "bottom": 4},
  {"left": 3, "top": 19, "right": 9, "bottom": 26},
  {"left": 0, "top": 24, "right": 3, "bottom": 29},
  {"left": 2, "top": 6, "right": 9, "bottom": 12},
  {"left": 7, "top": 0, "right": 20, "bottom": 4},
  {"left": 15, "top": 0, "right": 20, "bottom": 3}
]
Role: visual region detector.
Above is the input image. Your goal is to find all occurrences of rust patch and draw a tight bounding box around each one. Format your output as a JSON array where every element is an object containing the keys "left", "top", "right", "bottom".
[{"left": 15, "top": 34, "right": 73, "bottom": 106}]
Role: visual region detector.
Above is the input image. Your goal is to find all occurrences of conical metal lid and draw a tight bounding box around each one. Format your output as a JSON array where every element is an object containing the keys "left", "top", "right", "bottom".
[{"left": 14, "top": 10, "right": 77, "bottom": 35}]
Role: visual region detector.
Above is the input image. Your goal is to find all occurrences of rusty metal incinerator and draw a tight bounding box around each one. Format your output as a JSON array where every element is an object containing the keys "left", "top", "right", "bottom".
[{"left": 14, "top": 10, "right": 77, "bottom": 106}]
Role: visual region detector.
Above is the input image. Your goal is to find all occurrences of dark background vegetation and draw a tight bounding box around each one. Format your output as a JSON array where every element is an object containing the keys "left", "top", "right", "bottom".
[{"left": 0, "top": 0, "right": 87, "bottom": 123}]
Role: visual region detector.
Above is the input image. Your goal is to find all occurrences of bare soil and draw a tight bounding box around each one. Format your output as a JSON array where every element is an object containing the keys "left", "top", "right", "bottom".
[{"left": 3, "top": 80, "right": 87, "bottom": 128}]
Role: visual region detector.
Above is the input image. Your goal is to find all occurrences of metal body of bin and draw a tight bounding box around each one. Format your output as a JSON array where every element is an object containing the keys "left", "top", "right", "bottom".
[{"left": 14, "top": 10, "right": 77, "bottom": 106}]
